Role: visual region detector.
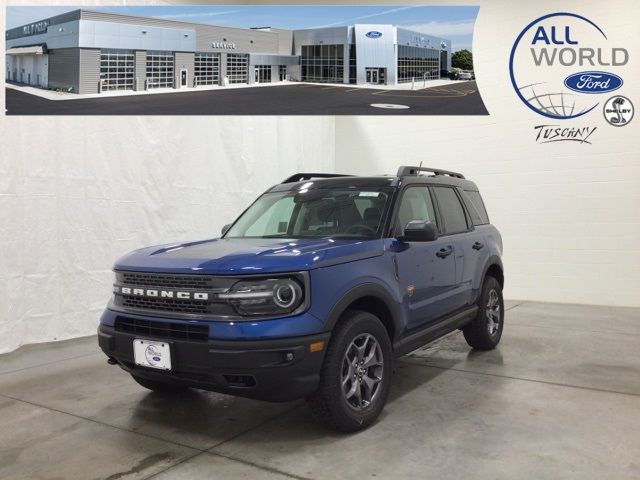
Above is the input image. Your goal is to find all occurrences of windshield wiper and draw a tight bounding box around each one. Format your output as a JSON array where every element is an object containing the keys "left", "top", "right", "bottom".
[{"left": 326, "top": 234, "right": 374, "bottom": 240}]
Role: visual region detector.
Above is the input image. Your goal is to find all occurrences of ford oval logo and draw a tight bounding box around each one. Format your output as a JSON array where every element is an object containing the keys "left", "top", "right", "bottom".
[
  {"left": 563, "top": 71, "right": 623, "bottom": 94},
  {"left": 366, "top": 31, "right": 383, "bottom": 39}
]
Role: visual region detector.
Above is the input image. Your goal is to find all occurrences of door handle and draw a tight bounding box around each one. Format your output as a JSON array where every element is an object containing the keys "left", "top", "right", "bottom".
[
  {"left": 436, "top": 248, "right": 453, "bottom": 259},
  {"left": 472, "top": 242, "right": 485, "bottom": 251}
]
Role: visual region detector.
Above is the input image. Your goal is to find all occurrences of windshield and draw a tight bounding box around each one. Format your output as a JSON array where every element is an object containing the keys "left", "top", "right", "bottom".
[{"left": 225, "top": 188, "right": 391, "bottom": 239}]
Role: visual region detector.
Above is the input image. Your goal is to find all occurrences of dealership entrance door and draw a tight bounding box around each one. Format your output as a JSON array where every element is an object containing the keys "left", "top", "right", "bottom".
[
  {"left": 365, "top": 68, "right": 385, "bottom": 85},
  {"left": 180, "top": 69, "right": 188, "bottom": 88}
]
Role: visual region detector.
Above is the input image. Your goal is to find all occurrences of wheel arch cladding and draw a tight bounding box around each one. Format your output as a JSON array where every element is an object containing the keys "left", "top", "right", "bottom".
[
  {"left": 324, "top": 284, "right": 401, "bottom": 343},
  {"left": 485, "top": 260, "right": 504, "bottom": 289}
]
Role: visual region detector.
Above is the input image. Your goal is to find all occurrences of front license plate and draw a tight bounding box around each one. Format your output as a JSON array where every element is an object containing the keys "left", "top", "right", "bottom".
[{"left": 133, "top": 339, "right": 172, "bottom": 371}]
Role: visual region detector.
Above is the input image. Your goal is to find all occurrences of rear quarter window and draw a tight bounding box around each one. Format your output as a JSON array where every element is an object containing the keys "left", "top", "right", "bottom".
[
  {"left": 462, "top": 190, "right": 490, "bottom": 225},
  {"left": 432, "top": 186, "right": 469, "bottom": 234}
]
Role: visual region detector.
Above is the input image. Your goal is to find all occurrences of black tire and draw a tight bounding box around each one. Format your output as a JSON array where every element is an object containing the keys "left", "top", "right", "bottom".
[
  {"left": 463, "top": 276, "right": 504, "bottom": 350},
  {"left": 131, "top": 374, "right": 189, "bottom": 394},
  {"left": 307, "top": 310, "right": 392, "bottom": 433}
]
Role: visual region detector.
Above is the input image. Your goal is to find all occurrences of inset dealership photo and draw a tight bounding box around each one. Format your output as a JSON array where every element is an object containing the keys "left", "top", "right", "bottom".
[{"left": 5, "top": 5, "right": 486, "bottom": 115}]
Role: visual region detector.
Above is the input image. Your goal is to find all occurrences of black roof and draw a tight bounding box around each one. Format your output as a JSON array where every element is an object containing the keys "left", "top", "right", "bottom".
[{"left": 269, "top": 166, "right": 478, "bottom": 192}]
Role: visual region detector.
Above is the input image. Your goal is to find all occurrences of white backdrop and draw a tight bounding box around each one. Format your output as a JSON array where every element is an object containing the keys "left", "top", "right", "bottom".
[{"left": 0, "top": 117, "right": 335, "bottom": 353}]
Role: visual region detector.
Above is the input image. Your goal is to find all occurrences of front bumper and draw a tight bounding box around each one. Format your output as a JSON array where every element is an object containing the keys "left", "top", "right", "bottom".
[{"left": 98, "top": 324, "right": 329, "bottom": 402}]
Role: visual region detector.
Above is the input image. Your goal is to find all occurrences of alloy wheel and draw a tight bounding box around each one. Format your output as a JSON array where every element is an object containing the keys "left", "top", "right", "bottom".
[
  {"left": 341, "top": 333, "right": 384, "bottom": 410},
  {"left": 486, "top": 289, "right": 501, "bottom": 335}
]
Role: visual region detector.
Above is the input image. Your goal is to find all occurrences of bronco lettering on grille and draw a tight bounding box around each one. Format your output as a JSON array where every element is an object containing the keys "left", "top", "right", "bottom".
[{"left": 114, "top": 286, "right": 209, "bottom": 301}]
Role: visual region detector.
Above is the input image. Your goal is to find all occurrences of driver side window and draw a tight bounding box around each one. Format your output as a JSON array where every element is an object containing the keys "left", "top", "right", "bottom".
[{"left": 395, "top": 186, "right": 437, "bottom": 235}]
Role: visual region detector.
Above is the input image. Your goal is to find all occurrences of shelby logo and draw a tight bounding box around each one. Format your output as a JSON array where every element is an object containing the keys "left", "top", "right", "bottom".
[
  {"left": 510, "top": 13, "right": 628, "bottom": 120},
  {"left": 533, "top": 125, "right": 597, "bottom": 144},
  {"left": 114, "top": 285, "right": 209, "bottom": 300},
  {"left": 603, "top": 96, "right": 634, "bottom": 127}
]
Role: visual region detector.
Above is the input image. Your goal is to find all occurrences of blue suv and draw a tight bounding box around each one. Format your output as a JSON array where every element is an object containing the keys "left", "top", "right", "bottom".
[{"left": 98, "top": 166, "right": 504, "bottom": 432}]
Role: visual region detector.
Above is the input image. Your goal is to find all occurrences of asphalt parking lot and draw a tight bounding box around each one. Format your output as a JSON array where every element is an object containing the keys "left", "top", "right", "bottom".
[
  {"left": 6, "top": 81, "right": 487, "bottom": 115},
  {"left": 1, "top": 301, "right": 639, "bottom": 479}
]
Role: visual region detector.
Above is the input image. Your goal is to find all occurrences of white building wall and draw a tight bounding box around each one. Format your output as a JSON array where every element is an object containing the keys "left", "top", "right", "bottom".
[
  {"left": 5, "top": 54, "right": 48, "bottom": 86},
  {"left": 353, "top": 24, "right": 397, "bottom": 85},
  {"left": 6, "top": 55, "right": 14, "bottom": 81}
]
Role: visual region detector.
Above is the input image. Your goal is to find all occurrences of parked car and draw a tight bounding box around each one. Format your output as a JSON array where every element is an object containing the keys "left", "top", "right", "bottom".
[
  {"left": 98, "top": 166, "right": 504, "bottom": 432},
  {"left": 458, "top": 70, "right": 475, "bottom": 80}
]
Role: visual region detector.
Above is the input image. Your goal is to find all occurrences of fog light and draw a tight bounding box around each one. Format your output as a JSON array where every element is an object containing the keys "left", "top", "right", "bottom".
[{"left": 285, "top": 352, "right": 294, "bottom": 362}]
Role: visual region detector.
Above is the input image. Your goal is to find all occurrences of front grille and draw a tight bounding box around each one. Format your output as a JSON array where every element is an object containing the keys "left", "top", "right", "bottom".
[
  {"left": 114, "top": 271, "right": 238, "bottom": 316},
  {"left": 120, "top": 272, "right": 213, "bottom": 289},
  {"left": 115, "top": 316, "right": 209, "bottom": 341},
  {"left": 121, "top": 296, "right": 208, "bottom": 314}
]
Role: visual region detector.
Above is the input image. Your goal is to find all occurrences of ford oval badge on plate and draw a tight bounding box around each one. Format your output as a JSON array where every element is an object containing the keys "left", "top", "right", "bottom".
[
  {"left": 563, "top": 71, "right": 623, "bottom": 94},
  {"left": 366, "top": 31, "right": 383, "bottom": 39}
]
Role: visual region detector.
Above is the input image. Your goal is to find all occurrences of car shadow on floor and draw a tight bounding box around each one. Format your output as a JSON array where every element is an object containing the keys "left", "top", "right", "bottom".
[{"left": 123, "top": 335, "right": 501, "bottom": 445}]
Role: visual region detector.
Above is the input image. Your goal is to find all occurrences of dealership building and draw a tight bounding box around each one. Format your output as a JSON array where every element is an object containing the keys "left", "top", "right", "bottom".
[{"left": 5, "top": 9, "right": 452, "bottom": 94}]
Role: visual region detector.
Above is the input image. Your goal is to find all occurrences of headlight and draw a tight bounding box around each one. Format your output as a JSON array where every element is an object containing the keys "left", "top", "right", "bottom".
[{"left": 219, "top": 278, "right": 304, "bottom": 316}]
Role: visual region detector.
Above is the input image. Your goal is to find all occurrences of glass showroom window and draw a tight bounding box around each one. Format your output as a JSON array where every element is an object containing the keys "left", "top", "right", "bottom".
[
  {"left": 397, "top": 46, "right": 441, "bottom": 83},
  {"left": 255, "top": 65, "right": 271, "bottom": 83},
  {"left": 194, "top": 53, "right": 220, "bottom": 86},
  {"left": 100, "top": 49, "right": 134, "bottom": 91},
  {"left": 301, "top": 44, "right": 344, "bottom": 83},
  {"left": 279, "top": 65, "right": 287, "bottom": 81},
  {"left": 146, "top": 51, "right": 174, "bottom": 89},
  {"left": 348, "top": 45, "right": 357, "bottom": 84},
  {"left": 226, "top": 54, "right": 249, "bottom": 84}
]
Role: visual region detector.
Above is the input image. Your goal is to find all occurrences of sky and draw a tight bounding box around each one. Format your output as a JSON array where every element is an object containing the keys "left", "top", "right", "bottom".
[{"left": 6, "top": 5, "right": 478, "bottom": 52}]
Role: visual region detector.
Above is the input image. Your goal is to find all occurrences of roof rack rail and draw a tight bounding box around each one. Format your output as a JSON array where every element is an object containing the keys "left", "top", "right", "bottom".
[
  {"left": 281, "top": 173, "right": 352, "bottom": 184},
  {"left": 396, "top": 166, "right": 465, "bottom": 179}
]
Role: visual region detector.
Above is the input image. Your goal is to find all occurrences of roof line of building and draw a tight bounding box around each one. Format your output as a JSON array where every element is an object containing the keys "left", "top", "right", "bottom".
[{"left": 8, "top": 8, "right": 447, "bottom": 39}]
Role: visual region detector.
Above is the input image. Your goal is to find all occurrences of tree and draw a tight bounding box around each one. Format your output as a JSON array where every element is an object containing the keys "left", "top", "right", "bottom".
[{"left": 451, "top": 49, "right": 473, "bottom": 71}]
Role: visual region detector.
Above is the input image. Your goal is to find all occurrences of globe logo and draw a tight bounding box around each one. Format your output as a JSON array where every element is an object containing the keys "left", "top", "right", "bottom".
[
  {"left": 145, "top": 345, "right": 162, "bottom": 365},
  {"left": 509, "top": 13, "right": 628, "bottom": 120}
]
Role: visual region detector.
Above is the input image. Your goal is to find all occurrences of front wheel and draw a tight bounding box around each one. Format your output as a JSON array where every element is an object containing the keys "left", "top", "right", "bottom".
[
  {"left": 307, "top": 310, "right": 392, "bottom": 433},
  {"left": 463, "top": 276, "right": 504, "bottom": 350}
]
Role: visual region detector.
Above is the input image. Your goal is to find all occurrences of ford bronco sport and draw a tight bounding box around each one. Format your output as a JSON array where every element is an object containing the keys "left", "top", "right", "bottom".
[{"left": 99, "top": 166, "right": 504, "bottom": 432}]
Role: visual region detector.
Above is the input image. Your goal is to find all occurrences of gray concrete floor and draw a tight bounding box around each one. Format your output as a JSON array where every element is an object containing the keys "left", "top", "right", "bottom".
[{"left": 1, "top": 301, "right": 639, "bottom": 480}]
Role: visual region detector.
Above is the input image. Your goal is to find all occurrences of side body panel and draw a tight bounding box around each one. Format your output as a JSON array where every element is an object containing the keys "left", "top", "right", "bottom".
[
  {"left": 309, "top": 241, "right": 406, "bottom": 334},
  {"left": 392, "top": 237, "right": 458, "bottom": 331}
]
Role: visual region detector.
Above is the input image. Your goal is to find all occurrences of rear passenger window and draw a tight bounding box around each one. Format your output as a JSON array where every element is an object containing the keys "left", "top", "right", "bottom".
[
  {"left": 395, "top": 187, "right": 437, "bottom": 235},
  {"left": 432, "top": 187, "right": 468, "bottom": 234},
  {"left": 462, "top": 190, "right": 490, "bottom": 225}
]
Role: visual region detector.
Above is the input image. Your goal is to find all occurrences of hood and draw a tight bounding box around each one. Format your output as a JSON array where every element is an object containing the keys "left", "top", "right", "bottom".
[{"left": 114, "top": 237, "right": 385, "bottom": 275}]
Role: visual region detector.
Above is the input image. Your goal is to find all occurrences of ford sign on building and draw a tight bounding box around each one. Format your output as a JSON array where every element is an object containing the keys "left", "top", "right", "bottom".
[{"left": 5, "top": 10, "right": 452, "bottom": 94}]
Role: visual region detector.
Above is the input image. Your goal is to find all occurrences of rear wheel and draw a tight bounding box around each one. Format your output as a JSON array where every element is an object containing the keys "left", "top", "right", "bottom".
[
  {"left": 463, "top": 276, "right": 504, "bottom": 350},
  {"left": 307, "top": 310, "right": 392, "bottom": 433},
  {"left": 131, "top": 374, "right": 189, "bottom": 394}
]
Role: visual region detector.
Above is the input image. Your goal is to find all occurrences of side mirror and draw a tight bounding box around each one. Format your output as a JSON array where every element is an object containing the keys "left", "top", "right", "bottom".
[
  {"left": 221, "top": 223, "right": 232, "bottom": 236},
  {"left": 400, "top": 220, "right": 438, "bottom": 242}
]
